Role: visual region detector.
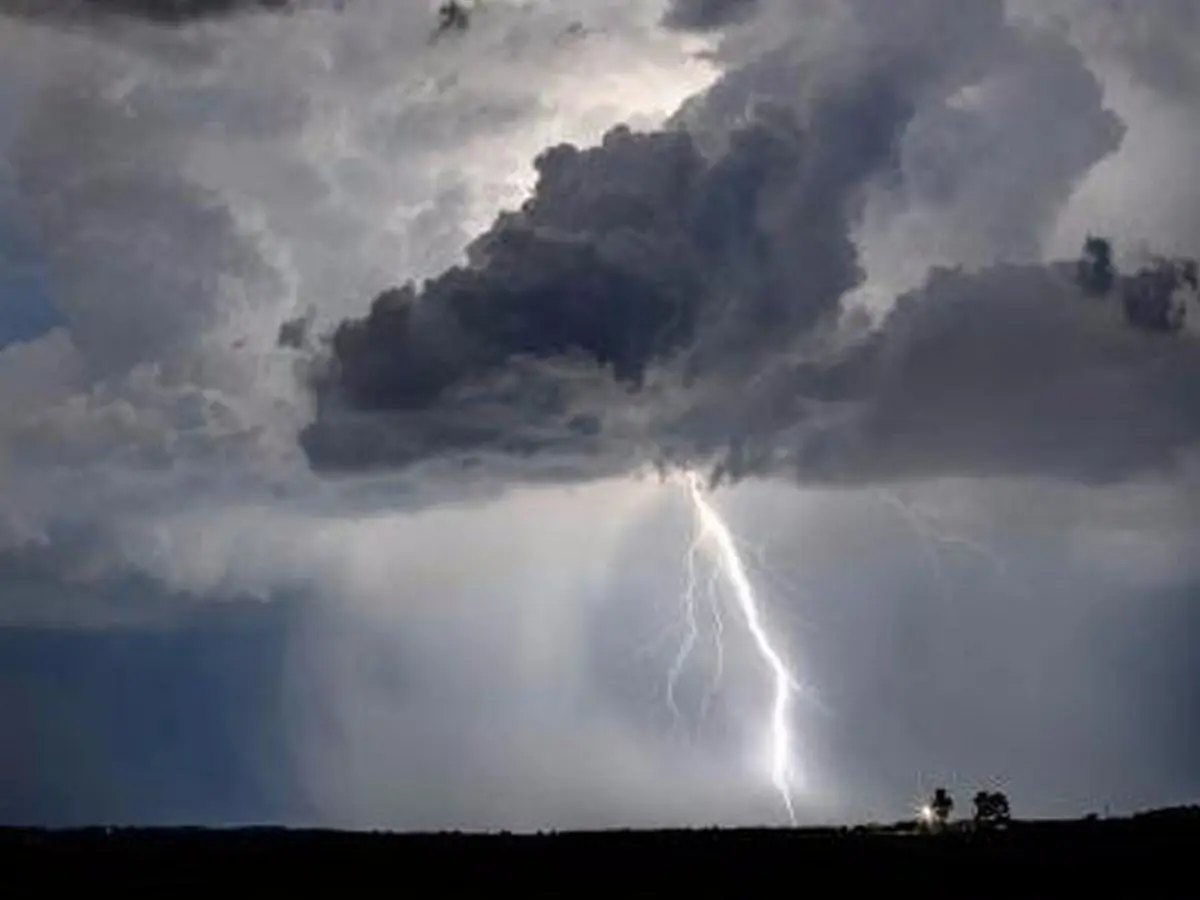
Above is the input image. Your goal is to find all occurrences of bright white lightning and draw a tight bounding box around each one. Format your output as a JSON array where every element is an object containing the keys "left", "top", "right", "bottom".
[{"left": 681, "top": 471, "right": 801, "bottom": 826}]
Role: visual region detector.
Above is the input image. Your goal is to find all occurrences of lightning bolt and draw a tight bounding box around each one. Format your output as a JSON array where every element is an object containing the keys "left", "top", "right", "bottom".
[
  {"left": 666, "top": 530, "right": 727, "bottom": 732},
  {"left": 680, "top": 470, "right": 801, "bottom": 826},
  {"left": 878, "top": 488, "right": 1032, "bottom": 607},
  {"left": 877, "top": 490, "right": 956, "bottom": 606}
]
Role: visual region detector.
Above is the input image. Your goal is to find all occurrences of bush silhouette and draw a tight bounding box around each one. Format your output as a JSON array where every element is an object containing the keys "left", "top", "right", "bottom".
[{"left": 973, "top": 791, "right": 1011, "bottom": 829}]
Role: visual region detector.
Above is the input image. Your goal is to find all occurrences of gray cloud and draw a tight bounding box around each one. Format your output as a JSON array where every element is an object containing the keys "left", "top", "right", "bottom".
[
  {"left": 300, "top": 6, "right": 1200, "bottom": 491},
  {"left": 0, "top": 0, "right": 293, "bottom": 27},
  {"left": 300, "top": 67, "right": 913, "bottom": 475},
  {"left": 8, "top": 78, "right": 283, "bottom": 381},
  {"left": 661, "top": 0, "right": 758, "bottom": 32},
  {"left": 310, "top": 234, "right": 1200, "bottom": 489},
  {"left": 784, "top": 260, "right": 1200, "bottom": 485},
  {"left": 302, "top": 0, "right": 1027, "bottom": 480},
  {"left": 0, "top": 0, "right": 714, "bottom": 553},
  {"left": 1011, "top": 0, "right": 1200, "bottom": 103},
  {"left": 852, "top": 23, "right": 1124, "bottom": 298}
]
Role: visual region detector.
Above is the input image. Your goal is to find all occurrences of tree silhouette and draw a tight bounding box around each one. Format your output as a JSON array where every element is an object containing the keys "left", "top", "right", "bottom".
[
  {"left": 973, "top": 791, "right": 1011, "bottom": 829},
  {"left": 928, "top": 788, "right": 954, "bottom": 829}
]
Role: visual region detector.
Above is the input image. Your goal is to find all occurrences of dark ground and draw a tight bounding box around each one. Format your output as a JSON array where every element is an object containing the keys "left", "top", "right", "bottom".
[{"left": 2, "top": 806, "right": 1197, "bottom": 896}]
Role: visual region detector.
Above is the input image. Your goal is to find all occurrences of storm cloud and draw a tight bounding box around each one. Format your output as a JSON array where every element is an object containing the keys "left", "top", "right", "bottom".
[
  {"left": 301, "top": 0, "right": 1200, "bottom": 492},
  {"left": 300, "top": 67, "right": 916, "bottom": 478},
  {"left": 304, "top": 220, "right": 1200, "bottom": 488},
  {"left": 662, "top": 0, "right": 759, "bottom": 32}
]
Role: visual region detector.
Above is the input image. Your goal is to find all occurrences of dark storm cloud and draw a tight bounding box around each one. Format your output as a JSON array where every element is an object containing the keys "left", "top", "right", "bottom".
[
  {"left": 300, "top": 30, "right": 1200, "bottom": 492},
  {"left": 772, "top": 260, "right": 1200, "bottom": 486},
  {"left": 593, "top": 252, "right": 1200, "bottom": 489},
  {"left": 300, "top": 0, "right": 1200, "bottom": 489},
  {"left": 0, "top": 0, "right": 292, "bottom": 26},
  {"left": 304, "top": 189, "right": 1200, "bottom": 486},
  {"left": 300, "top": 68, "right": 915, "bottom": 475},
  {"left": 661, "top": 0, "right": 758, "bottom": 32}
]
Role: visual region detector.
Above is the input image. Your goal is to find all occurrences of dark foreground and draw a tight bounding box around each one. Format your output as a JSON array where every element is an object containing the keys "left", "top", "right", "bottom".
[{"left": 3, "top": 807, "right": 1198, "bottom": 896}]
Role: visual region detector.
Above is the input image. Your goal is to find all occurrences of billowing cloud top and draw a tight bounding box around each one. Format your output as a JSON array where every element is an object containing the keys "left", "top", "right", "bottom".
[
  {"left": 300, "top": 0, "right": 1200, "bottom": 491},
  {"left": 300, "top": 66, "right": 915, "bottom": 480}
]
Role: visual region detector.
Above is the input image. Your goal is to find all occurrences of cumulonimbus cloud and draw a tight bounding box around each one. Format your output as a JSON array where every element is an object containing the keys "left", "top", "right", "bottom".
[
  {"left": 302, "top": 214, "right": 1200, "bottom": 490},
  {"left": 300, "top": 0, "right": 1200, "bottom": 491},
  {"left": 2, "top": 0, "right": 1199, "bottom": 628}
]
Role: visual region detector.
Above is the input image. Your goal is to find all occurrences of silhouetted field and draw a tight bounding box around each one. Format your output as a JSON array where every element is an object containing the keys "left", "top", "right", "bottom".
[{"left": 2, "top": 806, "right": 1197, "bottom": 895}]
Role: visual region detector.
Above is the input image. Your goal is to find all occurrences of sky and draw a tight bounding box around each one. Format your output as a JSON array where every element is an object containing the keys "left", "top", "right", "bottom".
[{"left": 0, "top": 0, "right": 1198, "bottom": 830}]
